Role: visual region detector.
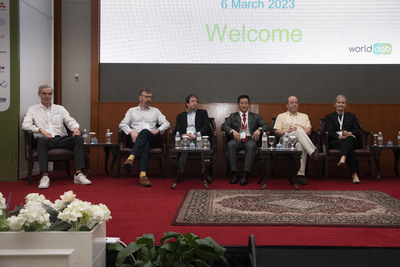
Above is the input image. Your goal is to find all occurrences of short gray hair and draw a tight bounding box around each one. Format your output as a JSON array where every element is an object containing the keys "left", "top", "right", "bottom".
[{"left": 38, "top": 84, "right": 52, "bottom": 94}]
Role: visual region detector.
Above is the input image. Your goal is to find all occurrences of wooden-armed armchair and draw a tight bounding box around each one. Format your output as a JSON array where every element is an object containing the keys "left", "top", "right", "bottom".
[
  {"left": 319, "top": 118, "right": 374, "bottom": 179},
  {"left": 116, "top": 129, "right": 167, "bottom": 178},
  {"left": 24, "top": 128, "right": 74, "bottom": 185},
  {"left": 169, "top": 117, "right": 217, "bottom": 180}
]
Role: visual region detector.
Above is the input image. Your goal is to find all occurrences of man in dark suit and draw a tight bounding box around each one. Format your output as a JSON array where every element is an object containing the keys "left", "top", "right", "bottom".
[
  {"left": 174, "top": 94, "right": 210, "bottom": 178},
  {"left": 221, "top": 95, "right": 269, "bottom": 185}
]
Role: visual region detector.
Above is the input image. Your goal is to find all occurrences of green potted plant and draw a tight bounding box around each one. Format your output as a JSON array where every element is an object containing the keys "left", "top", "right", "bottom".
[{"left": 108, "top": 231, "right": 230, "bottom": 267}]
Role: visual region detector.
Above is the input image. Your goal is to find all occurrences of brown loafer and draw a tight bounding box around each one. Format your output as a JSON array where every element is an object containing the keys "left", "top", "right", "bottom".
[
  {"left": 140, "top": 176, "right": 151, "bottom": 187},
  {"left": 123, "top": 158, "right": 133, "bottom": 170}
]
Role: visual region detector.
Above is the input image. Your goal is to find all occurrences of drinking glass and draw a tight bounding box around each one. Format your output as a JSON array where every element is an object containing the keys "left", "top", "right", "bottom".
[
  {"left": 181, "top": 136, "right": 189, "bottom": 149},
  {"left": 202, "top": 136, "right": 210, "bottom": 150},
  {"left": 268, "top": 136, "right": 275, "bottom": 150},
  {"left": 289, "top": 136, "right": 296, "bottom": 150},
  {"left": 90, "top": 132, "right": 97, "bottom": 144}
]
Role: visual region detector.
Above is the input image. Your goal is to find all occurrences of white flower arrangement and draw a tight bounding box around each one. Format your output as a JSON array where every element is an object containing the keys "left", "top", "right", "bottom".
[{"left": 0, "top": 191, "right": 111, "bottom": 232}]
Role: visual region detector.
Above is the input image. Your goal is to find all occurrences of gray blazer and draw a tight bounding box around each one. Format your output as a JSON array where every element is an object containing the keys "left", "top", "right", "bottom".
[{"left": 221, "top": 112, "right": 269, "bottom": 136}]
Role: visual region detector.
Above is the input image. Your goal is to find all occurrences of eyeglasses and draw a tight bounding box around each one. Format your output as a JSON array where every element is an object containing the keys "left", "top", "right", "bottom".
[
  {"left": 41, "top": 92, "right": 53, "bottom": 96},
  {"left": 140, "top": 95, "right": 152, "bottom": 99}
]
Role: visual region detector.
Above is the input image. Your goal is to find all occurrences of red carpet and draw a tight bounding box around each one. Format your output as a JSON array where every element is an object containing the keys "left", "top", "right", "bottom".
[{"left": 2, "top": 172, "right": 400, "bottom": 247}]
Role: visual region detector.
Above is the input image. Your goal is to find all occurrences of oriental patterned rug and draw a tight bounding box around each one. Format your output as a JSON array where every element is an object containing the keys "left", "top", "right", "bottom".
[{"left": 172, "top": 190, "right": 400, "bottom": 227}]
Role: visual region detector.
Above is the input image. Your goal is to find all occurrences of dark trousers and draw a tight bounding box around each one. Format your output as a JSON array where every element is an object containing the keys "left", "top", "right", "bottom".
[
  {"left": 130, "top": 129, "right": 156, "bottom": 172},
  {"left": 227, "top": 139, "right": 257, "bottom": 173},
  {"left": 329, "top": 136, "right": 358, "bottom": 174},
  {"left": 35, "top": 136, "right": 85, "bottom": 172}
]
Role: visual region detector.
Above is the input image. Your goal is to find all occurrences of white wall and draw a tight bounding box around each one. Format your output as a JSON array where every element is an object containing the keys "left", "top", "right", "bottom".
[
  {"left": 19, "top": 0, "right": 53, "bottom": 178},
  {"left": 62, "top": 0, "right": 91, "bottom": 132}
]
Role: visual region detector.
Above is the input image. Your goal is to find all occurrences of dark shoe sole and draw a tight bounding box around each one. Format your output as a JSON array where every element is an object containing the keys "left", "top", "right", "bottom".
[{"left": 123, "top": 162, "right": 132, "bottom": 171}]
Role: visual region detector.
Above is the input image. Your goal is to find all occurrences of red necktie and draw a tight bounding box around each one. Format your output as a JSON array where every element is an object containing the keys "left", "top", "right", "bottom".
[{"left": 241, "top": 113, "right": 247, "bottom": 142}]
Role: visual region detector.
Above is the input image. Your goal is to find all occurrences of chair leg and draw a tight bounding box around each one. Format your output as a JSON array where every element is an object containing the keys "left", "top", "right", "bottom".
[
  {"left": 65, "top": 161, "right": 71, "bottom": 177},
  {"left": 27, "top": 160, "right": 34, "bottom": 185},
  {"left": 159, "top": 157, "right": 164, "bottom": 178},
  {"left": 324, "top": 158, "right": 329, "bottom": 179}
]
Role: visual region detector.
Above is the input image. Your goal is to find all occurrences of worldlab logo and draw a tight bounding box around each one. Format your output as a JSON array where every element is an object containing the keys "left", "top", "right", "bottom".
[{"left": 348, "top": 43, "right": 392, "bottom": 55}]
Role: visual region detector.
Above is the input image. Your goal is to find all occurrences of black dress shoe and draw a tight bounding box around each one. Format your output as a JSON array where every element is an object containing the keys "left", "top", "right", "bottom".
[
  {"left": 230, "top": 173, "right": 238, "bottom": 184},
  {"left": 206, "top": 176, "right": 213, "bottom": 184},
  {"left": 240, "top": 177, "right": 248, "bottom": 185},
  {"left": 297, "top": 176, "right": 307, "bottom": 185}
]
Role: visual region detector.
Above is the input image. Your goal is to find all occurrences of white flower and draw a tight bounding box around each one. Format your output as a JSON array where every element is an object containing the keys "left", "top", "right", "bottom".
[
  {"left": 2, "top": 190, "right": 111, "bottom": 232},
  {"left": 0, "top": 192, "right": 6, "bottom": 209},
  {"left": 7, "top": 216, "right": 25, "bottom": 231},
  {"left": 54, "top": 190, "right": 76, "bottom": 210},
  {"left": 0, "top": 192, "right": 6, "bottom": 215}
]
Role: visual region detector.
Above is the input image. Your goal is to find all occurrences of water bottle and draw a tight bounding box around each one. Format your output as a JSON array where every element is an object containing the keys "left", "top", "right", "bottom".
[
  {"left": 387, "top": 140, "right": 393, "bottom": 147},
  {"left": 261, "top": 132, "right": 268, "bottom": 149},
  {"left": 378, "top": 132, "right": 383, "bottom": 147},
  {"left": 82, "top": 129, "right": 88, "bottom": 144},
  {"left": 175, "top": 132, "right": 181, "bottom": 148},
  {"left": 196, "top": 132, "right": 203, "bottom": 149},
  {"left": 189, "top": 141, "right": 195, "bottom": 149},
  {"left": 282, "top": 133, "right": 289, "bottom": 149},
  {"left": 397, "top": 131, "right": 400, "bottom": 146},
  {"left": 105, "top": 129, "right": 112, "bottom": 144}
]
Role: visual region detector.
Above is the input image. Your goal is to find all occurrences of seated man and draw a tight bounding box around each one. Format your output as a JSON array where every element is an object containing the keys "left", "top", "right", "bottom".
[
  {"left": 174, "top": 94, "right": 210, "bottom": 179},
  {"left": 22, "top": 84, "right": 91, "bottom": 189},
  {"left": 274, "top": 96, "right": 324, "bottom": 185},
  {"left": 119, "top": 88, "right": 170, "bottom": 187},
  {"left": 221, "top": 95, "right": 269, "bottom": 185}
]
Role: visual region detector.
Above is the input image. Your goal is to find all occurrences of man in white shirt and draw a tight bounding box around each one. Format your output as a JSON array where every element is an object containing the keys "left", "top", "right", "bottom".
[
  {"left": 22, "top": 84, "right": 91, "bottom": 189},
  {"left": 274, "top": 96, "right": 324, "bottom": 185},
  {"left": 119, "top": 88, "right": 170, "bottom": 187}
]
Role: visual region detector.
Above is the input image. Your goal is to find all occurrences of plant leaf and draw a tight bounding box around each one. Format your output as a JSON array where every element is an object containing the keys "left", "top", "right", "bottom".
[{"left": 116, "top": 242, "right": 146, "bottom": 267}]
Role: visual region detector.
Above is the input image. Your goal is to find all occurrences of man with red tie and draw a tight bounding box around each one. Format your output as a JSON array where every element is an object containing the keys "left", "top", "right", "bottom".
[{"left": 222, "top": 95, "right": 269, "bottom": 185}]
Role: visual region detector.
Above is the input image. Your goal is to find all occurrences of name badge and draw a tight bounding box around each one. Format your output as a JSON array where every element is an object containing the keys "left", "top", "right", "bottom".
[
  {"left": 240, "top": 131, "right": 247, "bottom": 139},
  {"left": 186, "top": 126, "right": 196, "bottom": 134},
  {"left": 143, "top": 123, "right": 150, "bottom": 130},
  {"left": 336, "top": 131, "right": 342, "bottom": 135}
]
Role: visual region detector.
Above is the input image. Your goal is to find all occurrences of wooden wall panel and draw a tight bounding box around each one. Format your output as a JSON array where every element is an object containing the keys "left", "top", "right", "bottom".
[{"left": 95, "top": 102, "right": 400, "bottom": 178}]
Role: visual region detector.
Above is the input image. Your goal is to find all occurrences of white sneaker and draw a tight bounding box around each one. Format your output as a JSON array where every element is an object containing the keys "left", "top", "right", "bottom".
[
  {"left": 74, "top": 172, "right": 92, "bottom": 185},
  {"left": 38, "top": 176, "right": 50, "bottom": 189}
]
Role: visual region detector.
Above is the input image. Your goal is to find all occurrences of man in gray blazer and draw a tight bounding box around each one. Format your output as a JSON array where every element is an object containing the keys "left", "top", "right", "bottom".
[{"left": 221, "top": 95, "right": 269, "bottom": 185}]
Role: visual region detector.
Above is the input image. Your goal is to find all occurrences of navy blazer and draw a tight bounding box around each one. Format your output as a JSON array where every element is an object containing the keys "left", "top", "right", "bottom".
[
  {"left": 174, "top": 109, "right": 210, "bottom": 136},
  {"left": 221, "top": 112, "right": 269, "bottom": 136}
]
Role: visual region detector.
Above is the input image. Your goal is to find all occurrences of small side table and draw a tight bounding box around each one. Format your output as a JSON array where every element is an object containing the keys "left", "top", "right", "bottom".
[
  {"left": 257, "top": 148, "right": 302, "bottom": 190},
  {"left": 372, "top": 145, "right": 400, "bottom": 180},
  {"left": 169, "top": 147, "right": 213, "bottom": 189},
  {"left": 83, "top": 143, "right": 119, "bottom": 177}
]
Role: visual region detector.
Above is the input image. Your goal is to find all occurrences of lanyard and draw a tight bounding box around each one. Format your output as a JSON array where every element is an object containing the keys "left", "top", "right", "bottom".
[
  {"left": 338, "top": 113, "right": 344, "bottom": 130},
  {"left": 287, "top": 111, "right": 298, "bottom": 127}
]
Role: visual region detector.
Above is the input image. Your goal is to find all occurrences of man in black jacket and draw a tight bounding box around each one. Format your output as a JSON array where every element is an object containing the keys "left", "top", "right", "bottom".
[
  {"left": 221, "top": 95, "right": 269, "bottom": 185},
  {"left": 174, "top": 94, "right": 210, "bottom": 178}
]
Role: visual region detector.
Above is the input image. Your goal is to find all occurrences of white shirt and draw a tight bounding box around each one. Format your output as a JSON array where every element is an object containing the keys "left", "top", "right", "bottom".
[
  {"left": 22, "top": 103, "right": 80, "bottom": 138},
  {"left": 119, "top": 105, "right": 170, "bottom": 135}
]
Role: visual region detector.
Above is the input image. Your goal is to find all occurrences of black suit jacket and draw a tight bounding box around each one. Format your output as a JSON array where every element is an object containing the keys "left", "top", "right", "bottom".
[
  {"left": 325, "top": 111, "right": 359, "bottom": 146},
  {"left": 221, "top": 112, "right": 269, "bottom": 136},
  {"left": 174, "top": 109, "right": 210, "bottom": 136}
]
